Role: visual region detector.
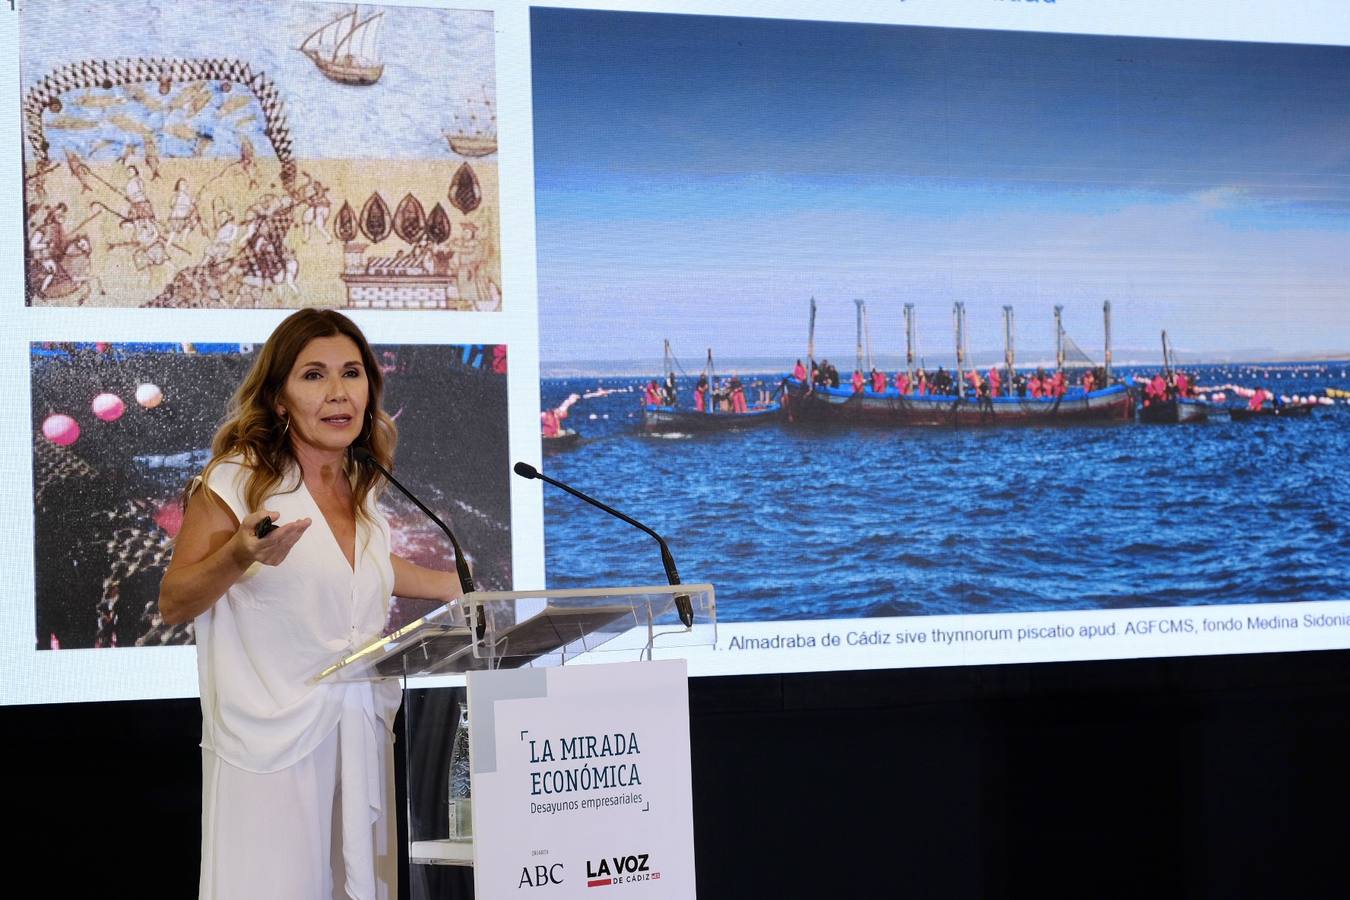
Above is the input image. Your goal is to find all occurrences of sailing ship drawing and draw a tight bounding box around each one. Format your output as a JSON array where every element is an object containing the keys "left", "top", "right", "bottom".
[
  {"left": 443, "top": 94, "right": 498, "bottom": 157},
  {"left": 299, "top": 5, "right": 385, "bottom": 86}
]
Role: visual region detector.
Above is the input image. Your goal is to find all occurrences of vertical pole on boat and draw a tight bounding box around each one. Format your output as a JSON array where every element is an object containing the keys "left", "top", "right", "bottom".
[
  {"left": 904, "top": 303, "right": 915, "bottom": 385},
  {"left": 953, "top": 301, "right": 966, "bottom": 393},
  {"left": 862, "top": 303, "right": 874, "bottom": 373},
  {"left": 660, "top": 338, "right": 672, "bottom": 410},
  {"left": 853, "top": 299, "right": 866, "bottom": 376},
  {"left": 706, "top": 348, "right": 715, "bottom": 412},
  {"left": 1054, "top": 305, "right": 1065, "bottom": 371},
  {"left": 1003, "top": 305, "right": 1015, "bottom": 397},
  {"left": 807, "top": 296, "right": 817, "bottom": 374},
  {"left": 1161, "top": 330, "right": 1173, "bottom": 379},
  {"left": 1103, "top": 300, "right": 1113, "bottom": 381}
]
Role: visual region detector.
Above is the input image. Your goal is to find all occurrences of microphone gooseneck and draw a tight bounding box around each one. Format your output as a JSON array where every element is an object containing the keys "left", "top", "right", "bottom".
[
  {"left": 354, "top": 448, "right": 476, "bottom": 594},
  {"left": 514, "top": 461, "right": 694, "bottom": 628}
]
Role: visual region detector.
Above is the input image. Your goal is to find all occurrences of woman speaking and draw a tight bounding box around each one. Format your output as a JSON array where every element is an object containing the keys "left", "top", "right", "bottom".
[{"left": 160, "top": 309, "right": 462, "bottom": 899}]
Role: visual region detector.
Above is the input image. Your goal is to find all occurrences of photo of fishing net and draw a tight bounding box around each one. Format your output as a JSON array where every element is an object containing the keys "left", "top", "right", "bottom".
[{"left": 30, "top": 342, "right": 511, "bottom": 651}]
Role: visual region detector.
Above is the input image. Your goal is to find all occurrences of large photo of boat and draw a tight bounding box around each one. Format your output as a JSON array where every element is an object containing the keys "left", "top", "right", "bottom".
[
  {"left": 19, "top": 1, "right": 501, "bottom": 310},
  {"left": 530, "top": 10, "right": 1350, "bottom": 623}
]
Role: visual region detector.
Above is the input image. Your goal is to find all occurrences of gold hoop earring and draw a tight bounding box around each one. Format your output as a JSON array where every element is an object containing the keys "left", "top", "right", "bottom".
[{"left": 279, "top": 415, "right": 290, "bottom": 438}]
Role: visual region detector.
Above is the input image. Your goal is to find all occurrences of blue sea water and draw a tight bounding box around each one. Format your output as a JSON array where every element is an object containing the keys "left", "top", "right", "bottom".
[{"left": 540, "top": 363, "right": 1350, "bottom": 622}]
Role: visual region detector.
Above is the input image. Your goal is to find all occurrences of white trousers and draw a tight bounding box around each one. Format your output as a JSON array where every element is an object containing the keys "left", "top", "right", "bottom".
[{"left": 198, "top": 725, "right": 397, "bottom": 900}]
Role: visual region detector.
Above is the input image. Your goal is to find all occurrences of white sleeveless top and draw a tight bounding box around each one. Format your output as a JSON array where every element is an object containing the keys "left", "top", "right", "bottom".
[
  {"left": 196, "top": 457, "right": 402, "bottom": 899},
  {"left": 197, "top": 456, "right": 400, "bottom": 771}
]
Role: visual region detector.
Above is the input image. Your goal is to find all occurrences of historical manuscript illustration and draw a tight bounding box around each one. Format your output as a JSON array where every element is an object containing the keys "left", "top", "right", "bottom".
[{"left": 20, "top": 1, "right": 501, "bottom": 310}]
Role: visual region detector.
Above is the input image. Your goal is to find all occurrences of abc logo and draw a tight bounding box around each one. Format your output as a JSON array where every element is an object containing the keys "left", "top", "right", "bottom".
[{"left": 519, "top": 863, "right": 565, "bottom": 888}]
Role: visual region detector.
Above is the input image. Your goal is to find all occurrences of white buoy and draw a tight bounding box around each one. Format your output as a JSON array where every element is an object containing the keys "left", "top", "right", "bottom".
[{"left": 135, "top": 383, "right": 163, "bottom": 408}]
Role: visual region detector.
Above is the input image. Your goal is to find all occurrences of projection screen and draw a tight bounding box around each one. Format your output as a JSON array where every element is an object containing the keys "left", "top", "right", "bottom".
[{"left": 3, "top": 0, "right": 1348, "bottom": 705}]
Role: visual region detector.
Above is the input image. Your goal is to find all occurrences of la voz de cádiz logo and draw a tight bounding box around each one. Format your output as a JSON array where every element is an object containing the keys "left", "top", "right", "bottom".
[{"left": 587, "top": 851, "right": 660, "bottom": 887}]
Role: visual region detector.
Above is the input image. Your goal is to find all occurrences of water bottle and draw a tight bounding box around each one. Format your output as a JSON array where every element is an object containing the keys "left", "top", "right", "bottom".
[{"left": 448, "top": 705, "right": 472, "bottom": 838}]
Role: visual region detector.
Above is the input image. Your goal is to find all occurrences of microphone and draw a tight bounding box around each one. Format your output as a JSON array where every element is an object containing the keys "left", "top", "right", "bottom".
[
  {"left": 513, "top": 461, "right": 694, "bottom": 628},
  {"left": 352, "top": 447, "right": 477, "bottom": 614}
]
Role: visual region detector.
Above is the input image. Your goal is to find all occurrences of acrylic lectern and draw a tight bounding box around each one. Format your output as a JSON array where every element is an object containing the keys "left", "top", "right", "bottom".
[{"left": 315, "top": 584, "right": 716, "bottom": 899}]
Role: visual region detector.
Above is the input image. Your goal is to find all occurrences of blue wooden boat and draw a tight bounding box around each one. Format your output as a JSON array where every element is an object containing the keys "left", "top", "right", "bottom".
[
  {"left": 781, "top": 377, "right": 1134, "bottom": 427},
  {"left": 642, "top": 341, "right": 782, "bottom": 432},
  {"left": 642, "top": 401, "right": 781, "bottom": 433},
  {"left": 1139, "top": 396, "right": 1210, "bottom": 424},
  {"left": 1137, "top": 331, "right": 1210, "bottom": 423}
]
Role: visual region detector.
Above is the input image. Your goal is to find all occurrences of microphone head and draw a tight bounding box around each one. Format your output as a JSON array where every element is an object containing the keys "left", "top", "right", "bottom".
[
  {"left": 513, "top": 461, "right": 539, "bottom": 479},
  {"left": 351, "top": 446, "right": 375, "bottom": 465}
]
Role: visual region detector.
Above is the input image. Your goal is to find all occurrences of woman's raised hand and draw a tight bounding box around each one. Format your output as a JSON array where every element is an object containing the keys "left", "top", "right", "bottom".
[{"left": 236, "top": 510, "right": 311, "bottom": 567}]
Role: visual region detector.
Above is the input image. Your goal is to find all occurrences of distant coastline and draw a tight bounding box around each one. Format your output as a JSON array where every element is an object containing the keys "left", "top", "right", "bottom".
[{"left": 540, "top": 351, "right": 1350, "bottom": 379}]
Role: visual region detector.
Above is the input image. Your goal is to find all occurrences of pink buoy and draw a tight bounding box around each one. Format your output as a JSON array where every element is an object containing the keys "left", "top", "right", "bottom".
[
  {"left": 135, "top": 383, "right": 163, "bottom": 409},
  {"left": 92, "top": 392, "right": 125, "bottom": 422},
  {"left": 42, "top": 414, "right": 80, "bottom": 446}
]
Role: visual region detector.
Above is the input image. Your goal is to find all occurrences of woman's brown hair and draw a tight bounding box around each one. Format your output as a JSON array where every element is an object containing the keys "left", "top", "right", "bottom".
[{"left": 194, "top": 309, "right": 396, "bottom": 519}]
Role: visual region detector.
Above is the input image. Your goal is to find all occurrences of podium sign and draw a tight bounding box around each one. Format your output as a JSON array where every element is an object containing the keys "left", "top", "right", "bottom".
[{"left": 469, "top": 660, "right": 696, "bottom": 898}]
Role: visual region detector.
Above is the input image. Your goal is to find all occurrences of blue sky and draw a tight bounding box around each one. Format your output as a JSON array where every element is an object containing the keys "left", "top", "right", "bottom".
[{"left": 532, "top": 10, "right": 1350, "bottom": 362}]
